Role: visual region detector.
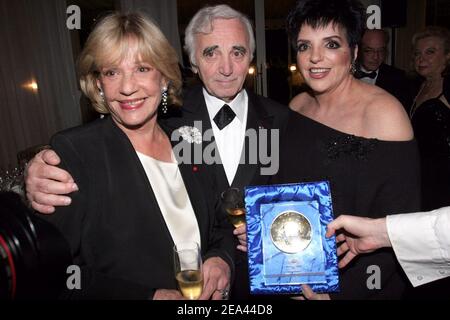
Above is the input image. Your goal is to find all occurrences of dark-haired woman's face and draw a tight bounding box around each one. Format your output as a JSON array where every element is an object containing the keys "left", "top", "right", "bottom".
[
  {"left": 295, "top": 23, "right": 353, "bottom": 94},
  {"left": 414, "top": 36, "right": 449, "bottom": 79}
]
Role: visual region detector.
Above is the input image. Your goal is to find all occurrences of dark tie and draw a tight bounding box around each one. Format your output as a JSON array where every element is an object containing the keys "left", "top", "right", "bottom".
[
  {"left": 213, "top": 104, "right": 236, "bottom": 130},
  {"left": 354, "top": 70, "right": 377, "bottom": 79}
]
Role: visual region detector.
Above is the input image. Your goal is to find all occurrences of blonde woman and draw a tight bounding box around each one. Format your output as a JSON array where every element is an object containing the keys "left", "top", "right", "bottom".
[
  {"left": 36, "top": 12, "right": 233, "bottom": 300},
  {"left": 410, "top": 26, "right": 450, "bottom": 211}
]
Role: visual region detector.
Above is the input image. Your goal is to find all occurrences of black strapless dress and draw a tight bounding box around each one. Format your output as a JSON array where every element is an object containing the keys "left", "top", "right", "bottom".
[
  {"left": 409, "top": 95, "right": 450, "bottom": 300},
  {"left": 273, "top": 112, "right": 421, "bottom": 299},
  {"left": 411, "top": 94, "right": 450, "bottom": 211}
]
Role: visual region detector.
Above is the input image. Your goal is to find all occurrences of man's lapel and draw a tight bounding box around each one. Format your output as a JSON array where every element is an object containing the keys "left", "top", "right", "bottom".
[
  {"left": 375, "top": 64, "right": 387, "bottom": 88},
  {"left": 182, "top": 85, "right": 213, "bottom": 132},
  {"left": 183, "top": 85, "right": 230, "bottom": 191},
  {"left": 231, "top": 90, "right": 275, "bottom": 189}
]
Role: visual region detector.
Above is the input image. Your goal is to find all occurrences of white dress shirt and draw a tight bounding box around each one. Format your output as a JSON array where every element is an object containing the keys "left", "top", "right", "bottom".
[
  {"left": 387, "top": 207, "right": 450, "bottom": 287},
  {"left": 137, "top": 151, "right": 201, "bottom": 248},
  {"left": 358, "top": 66, "right": 379, "bottom": 85},
  {"left": 203, "top": 88, "right": 248, "bottom": 185}
]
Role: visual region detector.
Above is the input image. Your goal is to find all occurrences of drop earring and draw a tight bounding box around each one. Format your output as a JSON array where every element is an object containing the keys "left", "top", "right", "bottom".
[
  {"left": 161, "top": 87, "right": 168, "bottom": 114},
  {"left": 350, "top": 61, "right": 357, "bottom": 74}
]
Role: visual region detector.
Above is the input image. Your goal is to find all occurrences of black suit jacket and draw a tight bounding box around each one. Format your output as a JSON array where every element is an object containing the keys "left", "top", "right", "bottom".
[
  {"left": 41, "top": 116, "right": 235, "bottom": 299},
  {"left": 375, "top": 63, "right": 410, "bottom": 109}
]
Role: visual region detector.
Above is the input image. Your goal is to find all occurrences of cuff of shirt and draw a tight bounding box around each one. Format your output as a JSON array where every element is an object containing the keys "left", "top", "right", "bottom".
[{"left": 387, "top": 210, "right": 450, "bottom": 287}]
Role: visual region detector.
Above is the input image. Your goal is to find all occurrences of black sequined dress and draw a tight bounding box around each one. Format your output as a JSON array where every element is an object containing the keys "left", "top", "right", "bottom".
[
  {"left": 273, "top": 112, "right": 421, "bottom": 299},
  {"left": 411, "top": 92, "right": 450, "bottom": 211}
]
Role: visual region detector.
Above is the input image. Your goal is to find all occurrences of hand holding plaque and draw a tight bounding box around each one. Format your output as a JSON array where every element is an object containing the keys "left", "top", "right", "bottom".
[{"left": 221, "top": 188, "right": 246, "bottom": 228}]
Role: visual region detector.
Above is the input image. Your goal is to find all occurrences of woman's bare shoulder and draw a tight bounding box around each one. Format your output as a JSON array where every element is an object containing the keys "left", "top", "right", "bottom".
[
  {"left": 289, "top": 92, "right": 311, "bottom": 113},
  {"left": 362, "top": 86, "right": 413, "bottom": 141}
]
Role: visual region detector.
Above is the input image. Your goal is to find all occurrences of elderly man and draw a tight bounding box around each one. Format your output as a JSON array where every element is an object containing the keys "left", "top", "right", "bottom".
[
  {"left": 356, "top": 29, "right": 410, "bottom": 109},
  {"left": 25, "top": 5, "right": 290, "bottom": 300}
]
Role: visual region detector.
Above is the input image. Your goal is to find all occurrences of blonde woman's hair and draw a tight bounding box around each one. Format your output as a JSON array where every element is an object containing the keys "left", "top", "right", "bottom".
[
  {"left": 78, "top": 12, "right": 182, "bottom": 114},
  {"left": 412, "top": 26, "right": 450, "bottom": 76}
]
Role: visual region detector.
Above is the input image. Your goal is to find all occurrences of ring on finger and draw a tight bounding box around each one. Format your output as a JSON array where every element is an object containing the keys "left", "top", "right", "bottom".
[{"left": 216, "top": 288, "right": 230, "bottom": 300}]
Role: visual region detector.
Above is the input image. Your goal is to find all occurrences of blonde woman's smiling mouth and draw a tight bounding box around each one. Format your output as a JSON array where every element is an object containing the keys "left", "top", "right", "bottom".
[{"left": 119, "top": 98, "right": 147, "bottom": 110}]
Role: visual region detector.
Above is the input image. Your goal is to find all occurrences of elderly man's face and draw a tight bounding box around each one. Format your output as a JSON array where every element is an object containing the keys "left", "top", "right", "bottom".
[
  {"left": 360, "top": 30, "right": 387, "bottom": 71},
  {"left": 193, "top": 18, "right": 251, "bottom": 102}
]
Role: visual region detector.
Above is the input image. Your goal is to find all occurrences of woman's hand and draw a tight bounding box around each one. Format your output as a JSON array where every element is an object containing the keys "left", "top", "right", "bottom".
[
  {"left": 153, "top": 289, "right": 185, "bottom": 300},
  {"left": 292, "top": 284, "right": 330, "bottom": 300}
]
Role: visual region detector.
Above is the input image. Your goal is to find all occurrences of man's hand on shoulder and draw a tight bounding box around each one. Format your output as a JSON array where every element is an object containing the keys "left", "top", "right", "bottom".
[{"left": 25, "top": 149, "right": 78, "bottom": 214}]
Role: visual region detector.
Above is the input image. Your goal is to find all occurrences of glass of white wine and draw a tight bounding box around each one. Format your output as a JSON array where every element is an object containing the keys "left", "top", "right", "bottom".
[
  {"left": 221, "top": 188, "right": 246, "bottom": 227},
  {"left": 173, "top": 242, "right": 203, "bottom": 300}
]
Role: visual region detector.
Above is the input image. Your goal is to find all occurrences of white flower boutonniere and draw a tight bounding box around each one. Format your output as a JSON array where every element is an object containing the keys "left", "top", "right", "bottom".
[{"left": 178, "top": 126, "right": 202, "bottom": 144}]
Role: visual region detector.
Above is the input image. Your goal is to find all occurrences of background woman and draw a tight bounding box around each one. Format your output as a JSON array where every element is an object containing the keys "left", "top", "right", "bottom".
[
  {"left": 407, "top": 26, "right": 450, "bottom": 299},
  {"left": 409, "top": 26, "right": 450, "bottom": 212},
  {"left": 39, "top": 12, "right": 233, "bottom": 299},
  {"left": 275, "top": 0, "right": 420, "bottom": 299}
]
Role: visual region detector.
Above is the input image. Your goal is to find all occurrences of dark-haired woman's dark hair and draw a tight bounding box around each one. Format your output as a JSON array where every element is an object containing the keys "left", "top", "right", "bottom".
[{"left": 286, "top": 0, "right": 366, "bottom": 60}]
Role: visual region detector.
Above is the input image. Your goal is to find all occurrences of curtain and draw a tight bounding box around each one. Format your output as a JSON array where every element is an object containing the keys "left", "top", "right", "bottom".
[
  {"left": 115, "top": 0, "right": 183, "bottom": 64},
  {"left": 0, "top": 0, "right": 81, "bottom": 170},
  {"left": 395, "top": 0, "right": 426, "bottom": 74}
]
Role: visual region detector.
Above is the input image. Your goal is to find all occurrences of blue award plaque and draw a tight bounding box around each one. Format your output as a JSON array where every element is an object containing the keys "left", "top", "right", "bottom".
[{"left": 245, "top": 181, "right": 339, "bottom": 295}]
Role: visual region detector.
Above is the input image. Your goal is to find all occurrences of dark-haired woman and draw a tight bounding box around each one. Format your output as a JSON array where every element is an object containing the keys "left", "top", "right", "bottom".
[{"left": 274, "top": 0, "right": 421, "bottom": 299}]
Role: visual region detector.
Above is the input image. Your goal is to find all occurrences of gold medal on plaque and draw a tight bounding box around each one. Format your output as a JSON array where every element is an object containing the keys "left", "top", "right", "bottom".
[{"left": 270, "top": 211, "right": 312, "bottom": 253}]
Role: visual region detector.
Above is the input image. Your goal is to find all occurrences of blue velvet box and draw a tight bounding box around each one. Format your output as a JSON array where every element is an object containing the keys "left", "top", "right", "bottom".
[{"left": 245, "top": 181, "right": 339, "bottom": 295}]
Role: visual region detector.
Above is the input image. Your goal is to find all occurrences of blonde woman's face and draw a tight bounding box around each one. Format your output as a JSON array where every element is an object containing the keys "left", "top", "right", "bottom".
[
  {"left": 414, "top": 36, "right": 450, "bottom": 78},
  {"left": 97, "top": 42, "right": 167, "bottom": 131}
]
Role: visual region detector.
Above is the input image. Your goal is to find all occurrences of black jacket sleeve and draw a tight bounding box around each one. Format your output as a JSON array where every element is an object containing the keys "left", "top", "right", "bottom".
[{"left": 40, "top": 133, "right": 155, "bottom": 300}]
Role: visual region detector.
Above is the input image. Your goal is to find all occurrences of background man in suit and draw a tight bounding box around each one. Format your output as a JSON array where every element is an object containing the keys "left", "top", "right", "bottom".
[
  {"left": 25, "top": 5, "right": 289, "bottom": 299},
  {"left": 356, "top": 29, "right": 410, "bottom": 109}
]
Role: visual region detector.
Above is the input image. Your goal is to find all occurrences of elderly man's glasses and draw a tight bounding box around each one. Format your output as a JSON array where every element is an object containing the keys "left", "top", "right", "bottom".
[{"left": 363, "top": 47, "right": 386, "bottom": 56}]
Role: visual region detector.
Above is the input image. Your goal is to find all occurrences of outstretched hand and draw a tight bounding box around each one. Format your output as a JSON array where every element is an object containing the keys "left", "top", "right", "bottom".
[{"left": 326, "top": 215, "right": 391, "bottom": 268}]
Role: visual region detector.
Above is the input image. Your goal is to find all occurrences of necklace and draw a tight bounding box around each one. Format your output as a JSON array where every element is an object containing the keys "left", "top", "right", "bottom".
[
  {"left": 409, "top": 84, "right": 425, "bottom": 118},
  {"left": 409, "top": 79, "right": 443, "bottom": 118}
]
